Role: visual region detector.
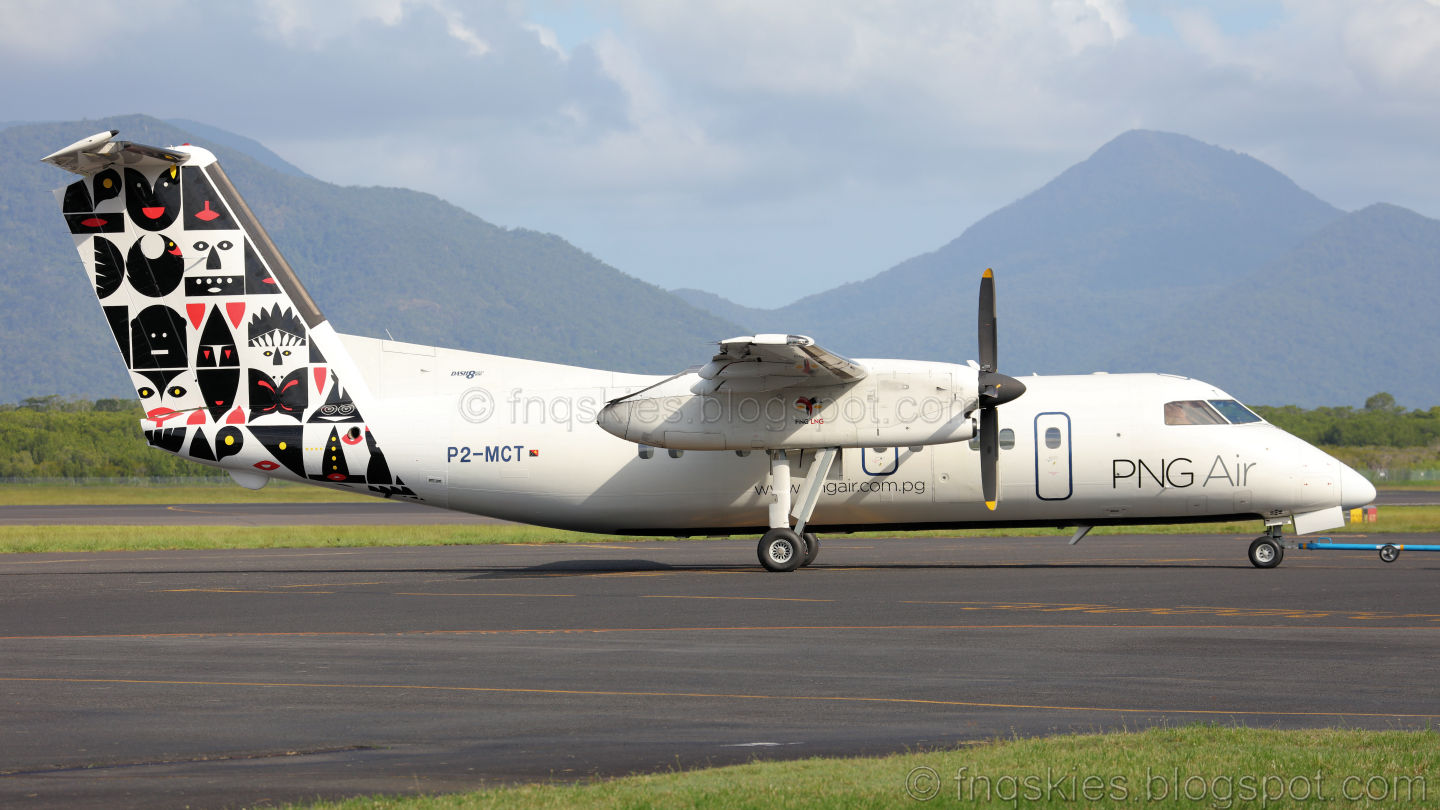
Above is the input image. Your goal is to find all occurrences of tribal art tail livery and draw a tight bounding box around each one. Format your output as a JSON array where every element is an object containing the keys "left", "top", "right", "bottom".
[{"left": 44, "top": 131, "right": 419, "bottom": 501}]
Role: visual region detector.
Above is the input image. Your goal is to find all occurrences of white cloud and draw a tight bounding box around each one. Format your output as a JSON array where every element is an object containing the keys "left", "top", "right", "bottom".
[
  {"left": 7, "top": 0, "right": 1440, "bottom": 303},
  {"left": 0, "top": 0, "right": 185, "bottom": 61},
  {"left": 255, "top": 0, "right": 418, "bottom": 46},
  {"left": 1338, "top": 0, "right": 1440, "bottom": 96}
]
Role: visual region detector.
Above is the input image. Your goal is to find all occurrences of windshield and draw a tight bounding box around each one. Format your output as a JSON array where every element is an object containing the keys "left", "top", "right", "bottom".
[
  {"left": 1164, "top": 400, "right": 1225, "bottom": 425},
  {"left": 1164, "top": 399, "right": 1264, "bottom": 425},
  {"left": 1207, "top": 399, "right": 1263, "bottom": 424}
]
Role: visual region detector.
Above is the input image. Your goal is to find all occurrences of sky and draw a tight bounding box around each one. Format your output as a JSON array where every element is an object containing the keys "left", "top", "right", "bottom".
[{"left": 6, "top": 0, "right": 1440, "bottom": 307}]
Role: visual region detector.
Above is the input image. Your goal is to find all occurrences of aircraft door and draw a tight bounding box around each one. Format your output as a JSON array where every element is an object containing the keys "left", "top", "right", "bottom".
[
  {"left": 862, "top": 447, "right": 899, "bottom": 476},
  {"left": 1034, "top": 412, "right": 1072, "bottom": 500}
]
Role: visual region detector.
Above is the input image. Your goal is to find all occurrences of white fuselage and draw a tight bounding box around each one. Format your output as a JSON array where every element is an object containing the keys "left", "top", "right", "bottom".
[{"left": 335, "top": 334, "right": 1370, "bottom": 535}]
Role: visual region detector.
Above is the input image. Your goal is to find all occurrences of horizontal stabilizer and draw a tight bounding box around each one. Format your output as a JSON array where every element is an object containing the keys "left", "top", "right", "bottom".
[{"left": 42, "top": 130, "right": 191, "bottom": 175}]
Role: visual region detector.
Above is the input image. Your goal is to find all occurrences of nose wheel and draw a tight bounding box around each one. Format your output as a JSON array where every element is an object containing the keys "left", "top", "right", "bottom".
[{"left": 1248, "top": 536, "right": 1285, "bottom": 569}]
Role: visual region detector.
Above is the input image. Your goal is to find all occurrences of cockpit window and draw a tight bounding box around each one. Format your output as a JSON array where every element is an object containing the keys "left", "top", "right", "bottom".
[
  {"left": 1164, "top": 400, "right": 1225, "bottom": 425},
  {"left": 1207, "top": 399, "right": 1263, "bottom": 424}
]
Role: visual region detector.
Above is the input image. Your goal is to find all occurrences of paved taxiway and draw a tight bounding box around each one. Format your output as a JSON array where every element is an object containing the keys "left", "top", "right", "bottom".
[
  {"left": 0, "top": 500, "right": 508, "bottom": 526},
  {"left": 1, "top": 535, "right": 1437, "bottom": 809}
]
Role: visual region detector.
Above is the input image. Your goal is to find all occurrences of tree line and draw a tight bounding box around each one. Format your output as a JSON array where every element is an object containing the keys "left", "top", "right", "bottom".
[
  {"left": 1253, "top": 393, "right": 1440, "bottom": 448},
  {"left": 0, "top": 396, "right": 224, "bottom": 480}
]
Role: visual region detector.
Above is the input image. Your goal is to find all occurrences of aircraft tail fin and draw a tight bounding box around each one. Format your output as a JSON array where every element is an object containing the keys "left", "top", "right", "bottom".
[{"left": 44, "top": 131, "right": 419, "bottom": 500}]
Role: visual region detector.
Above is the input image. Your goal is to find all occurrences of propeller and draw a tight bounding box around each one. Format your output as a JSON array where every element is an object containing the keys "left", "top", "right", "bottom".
[{"left": 976, "top": 268, "right": 1025, "bottom": 510}]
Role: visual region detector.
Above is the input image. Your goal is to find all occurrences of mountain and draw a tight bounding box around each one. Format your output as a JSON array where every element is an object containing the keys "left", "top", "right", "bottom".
[
  {"left": 0, "top": 116, "right": 744, "bottom": 401},
  {"left": 671, "top": 287, "right": 766, "bottom": 331},
  {"left": 681, "top": 131, "right": 1438, "bottom": 407},
  {"left": 164, "top": 118, "right": 313, "bottom": 179},
  {"left": 1126, "top": 203, "right": 1440, "bottom": 403}
]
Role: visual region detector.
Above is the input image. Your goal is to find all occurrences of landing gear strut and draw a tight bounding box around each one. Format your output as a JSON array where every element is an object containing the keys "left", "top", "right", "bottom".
[
  {"left": 756, "top": 448, "right": 835, "bottom": 572},
  {"left": 1248, "top": 524, "right": 1285, "bottom": 569}
]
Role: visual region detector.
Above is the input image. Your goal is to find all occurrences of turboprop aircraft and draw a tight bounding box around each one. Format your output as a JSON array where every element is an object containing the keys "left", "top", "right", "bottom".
[{"left": 42, "top": 130, "right": 1375, "bottom": 571}]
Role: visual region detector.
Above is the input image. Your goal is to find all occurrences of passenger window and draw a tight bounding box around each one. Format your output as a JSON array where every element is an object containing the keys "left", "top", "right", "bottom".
[
  {"left": 1164, "top": 400, "right": 1225, "bottom": 425},
  {"left": 1044, "top": 427, "right": 1062, "bottom": 449},
  {"left": 1208, "top": 399, "right": 1262, "bottom": 424},
  {"left": 970, "top": 429, "right": 1016, "bottom": 450}
]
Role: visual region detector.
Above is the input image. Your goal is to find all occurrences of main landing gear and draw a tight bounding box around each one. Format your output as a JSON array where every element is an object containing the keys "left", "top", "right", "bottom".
[
  {"left": 756, "top": 449, "right": 834, "bottom": 572},
  {"left": 1247, "top": 524, "right": 1286, "bottom": 569}
]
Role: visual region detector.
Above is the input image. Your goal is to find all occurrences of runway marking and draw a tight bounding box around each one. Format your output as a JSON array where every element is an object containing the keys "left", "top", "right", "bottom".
[
  {"left": 275, "top": 582, "right": 382, "bottom": 588},
  {"left": 903, "top": 601, "right": 1440, "bottom": 622},
  {"left": 393, "top": 592, "right": 575, "bottom": 598},
  {"left": 159, "top": 588, "right": 335, "bottom": 595},
  {"left": 2, "top": 624, "right": 1436, "bottom": 642},
  {"left": 1, "top": 676, "right": 1436, "bottom": 721},
  {"left": 163, "top": 506, "right": 230, "bottom": 515},
  {"left": 640, "top": 595, "right": 835, "bottom": 603}
]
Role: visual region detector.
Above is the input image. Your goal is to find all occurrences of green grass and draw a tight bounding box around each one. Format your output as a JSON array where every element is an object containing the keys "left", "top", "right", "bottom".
[
  {"left": 0, "top": 524, "right": 674, "bottom": 554},
  {"left": 0, "top": 481, "right": 366, "bottom": 505},
  {"left": 280, "top": 725, "right": 1433, "bottom": 809},
  {"left": 0, "top": 508, "right": 1433, "bottom": 554}
]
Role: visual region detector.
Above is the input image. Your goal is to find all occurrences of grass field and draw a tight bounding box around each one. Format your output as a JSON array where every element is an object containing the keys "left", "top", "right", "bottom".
[
  {"left": 0, "top": 481, "right": 367, "bottom": 505},
  {"left": 0, "top": 507, "right": 1434, "bottom": 554},
  {"left": 279, "top": 725, "right": 1433, "bottom": 809}
]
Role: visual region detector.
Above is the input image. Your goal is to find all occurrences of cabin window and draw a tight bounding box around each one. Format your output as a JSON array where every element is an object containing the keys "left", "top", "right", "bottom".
[
  {"left": 968, "top": 428, "right": 1017, "bottom": 450},
  {"left": 1207, "top": 399, "right": 1263, "bottom": 424},
  {"left": 637, "top": 445, "right": 654, "bottom": 460},
  {"left": 1163, "top": 400, "right": 1225, "bottom": 425},
  {"left": 1044, "top": 427, "right": 1062, "bottom": 449}
]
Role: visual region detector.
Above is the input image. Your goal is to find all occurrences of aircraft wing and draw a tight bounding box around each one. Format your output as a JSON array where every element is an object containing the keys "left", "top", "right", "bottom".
[{"left": 692, "top": 334, "right": 867, "bottom": 394}]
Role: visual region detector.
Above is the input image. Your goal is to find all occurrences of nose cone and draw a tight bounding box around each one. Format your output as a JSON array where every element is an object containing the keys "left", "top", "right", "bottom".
[
  {"left": 979, "top": 372, "right": 1027, "bottom": 407},
  {"left": 596, "top": 402, "right": 630, "bottom": 441},
  {"left": 1339, "top": 463, "right": 1376, "bottom": 509}
]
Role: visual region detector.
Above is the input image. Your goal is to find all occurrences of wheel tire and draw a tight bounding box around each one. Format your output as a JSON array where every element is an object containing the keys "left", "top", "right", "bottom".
[
  {"left": 800, "top": 532, "right": 820, "bottom": 567},
  {"left": 1248, "top": 537, "right": 1282, "bottom": 569},
  {"left": 1379, "top": 544, "right": 1400, "bottom": 564},
  {"left": 758, "top": 528, "right": 803, "bottom": 572}
]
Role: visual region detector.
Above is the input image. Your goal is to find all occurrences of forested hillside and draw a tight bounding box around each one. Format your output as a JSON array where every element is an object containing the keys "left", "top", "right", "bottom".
[{"left": 1, "top": 116, "right": 743, "bottom": 401}]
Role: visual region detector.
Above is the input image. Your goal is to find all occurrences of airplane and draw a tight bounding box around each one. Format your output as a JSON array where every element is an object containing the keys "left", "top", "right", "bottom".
[{"left": 41, "top": 130, "right": 1376, "bottom": 571}]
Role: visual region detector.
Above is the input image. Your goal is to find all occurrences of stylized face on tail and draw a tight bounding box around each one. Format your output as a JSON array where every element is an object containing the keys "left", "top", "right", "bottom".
[{"left": 45, "top": 131, "right": 420, "bottom": 502}]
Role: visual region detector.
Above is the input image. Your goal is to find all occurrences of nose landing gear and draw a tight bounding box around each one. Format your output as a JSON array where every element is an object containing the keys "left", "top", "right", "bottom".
[{"left": 1248, "top": 524, "right": 1286, "bottom": 569}]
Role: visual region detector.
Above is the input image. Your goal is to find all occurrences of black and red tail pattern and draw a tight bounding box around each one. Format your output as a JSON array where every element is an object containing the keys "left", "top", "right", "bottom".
[{"left": 51, "top": 136, "right": 419, "bottom": 501}]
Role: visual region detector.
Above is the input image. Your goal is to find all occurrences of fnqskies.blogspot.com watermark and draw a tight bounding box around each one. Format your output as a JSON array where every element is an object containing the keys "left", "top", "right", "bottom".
[
  {"left": 456, "top": 386, "right": 968, "bottom": 430},
  {"left": 903, "top": 765, "right": 1426, "bottom": 807}
]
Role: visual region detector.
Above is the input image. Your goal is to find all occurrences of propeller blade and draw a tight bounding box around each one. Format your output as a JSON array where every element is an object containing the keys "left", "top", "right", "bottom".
[
  {"left": 978, "top": 267, "right": 996, "bottom": 372},
  {"left": 974, "top": 268, "right": 1021, "bottom": 511},
  {"left": 979, "top": 406, "right": 998, "bottom": 510}
]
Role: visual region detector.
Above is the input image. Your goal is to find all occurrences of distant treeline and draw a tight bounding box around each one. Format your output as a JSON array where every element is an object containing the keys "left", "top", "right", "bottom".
[
  {"left": 1, "top": 394, "right": 1436, "bottom": 481},
  {"left": 1255, "top": 393, "right": 1440, "bottom": 448},
  {"left": 0, "top": 396, "right": 223, "bottom": 480}
]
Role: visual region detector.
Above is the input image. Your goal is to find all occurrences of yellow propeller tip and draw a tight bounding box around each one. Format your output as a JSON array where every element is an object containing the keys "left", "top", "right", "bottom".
[
  {"left": 985, "top": 500, "right": 997, "bottom": 511},
  {"left": 982, "top": 267, "right": 993, "bottom": 279}
]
